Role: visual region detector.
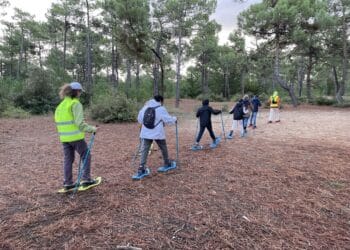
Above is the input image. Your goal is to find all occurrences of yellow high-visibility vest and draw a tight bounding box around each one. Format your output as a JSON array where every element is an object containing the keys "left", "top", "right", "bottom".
[
  {"left": 54, "top": 97, "right": 85, "bottom": 142},
  {"left": 270, "top": 96, "right": 280, "bottom": 108}
]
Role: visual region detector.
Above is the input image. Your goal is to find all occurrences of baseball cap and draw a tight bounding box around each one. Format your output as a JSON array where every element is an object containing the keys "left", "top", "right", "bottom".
[{"left": 70, "top": 82, "right": 84, "bottom": 91}]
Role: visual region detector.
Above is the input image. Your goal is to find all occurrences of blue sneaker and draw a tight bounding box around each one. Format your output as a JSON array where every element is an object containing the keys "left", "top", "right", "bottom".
[
  {"left": 209, "top": 142, "right": 217, "bottom": 148},
  {"left": 226, "top": 135, "right": 233, "bottom": 139},
  {"left": 132, "top": 168, "right": 150, "bottom": 180},
  {"left": 157, "top": 161, "right": 177, "bottom": 173},
  {"left": 215, "top": 137, "right": 221, "bottom": 144},
  {"left": 191, "top": 144, "right": 203, "bottom": 151}
]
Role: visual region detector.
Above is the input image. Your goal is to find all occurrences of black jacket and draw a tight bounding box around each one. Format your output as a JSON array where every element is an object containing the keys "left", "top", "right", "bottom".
[
  {"left": 251, "top": 97, "right": 261, "bottom": 112},
  {"left": 196, "top": 105, "right": 221, "bottom": 127},
  {"left": 229, "top": 99, "right": 243, "bottom": 120}
]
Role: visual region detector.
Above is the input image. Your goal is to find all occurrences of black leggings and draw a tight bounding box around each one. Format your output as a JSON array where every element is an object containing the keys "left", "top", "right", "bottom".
[{"left": 196, "top": 124, "right": 216, "bottom": 143}]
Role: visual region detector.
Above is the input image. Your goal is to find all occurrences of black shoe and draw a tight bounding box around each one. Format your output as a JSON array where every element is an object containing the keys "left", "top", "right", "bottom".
[
  {"left": 80, "top": 179, "right": 97, "bottom": 187},
  {"left": 63, "top": 183, "right": 77, "bottom": 190}
]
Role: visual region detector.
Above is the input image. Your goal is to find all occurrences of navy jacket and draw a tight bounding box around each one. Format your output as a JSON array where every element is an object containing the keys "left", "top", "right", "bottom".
[
  {"left": 251, "top": 97, "right": 261, "bottom": 112},
  {"left": 196, "top": 105, "right": 221, "bottom": 127}
]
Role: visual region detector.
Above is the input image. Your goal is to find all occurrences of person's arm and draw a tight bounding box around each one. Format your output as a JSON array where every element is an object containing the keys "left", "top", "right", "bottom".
[
  {"left": 160, "top": 107, "right": 177, "bottom": 125},
  {"left": 196, "top": 108, "right": 200, "bottom": 118},
  {"left": 137, "top": 105, "right": 147, "bottom": 124},
  {"left": 72, "top": 103, "right": 96, "bottom": 133},
  {"left": 229, "top": 104, "right": 236, "bottom": 114},
  {"left": 211, "top": 107, "right": 222, "bottom": 115},
  {"left": 258, "top": 100, "right": 261, "bottom": 107},
  {"left": 243, "top": 106, "right": 249, "bottom": 114}
]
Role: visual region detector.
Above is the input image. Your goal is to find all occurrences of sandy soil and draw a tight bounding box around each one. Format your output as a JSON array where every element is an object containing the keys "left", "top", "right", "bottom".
[{"left": 0, "top": 100, "right": 349, "bottom": 249}]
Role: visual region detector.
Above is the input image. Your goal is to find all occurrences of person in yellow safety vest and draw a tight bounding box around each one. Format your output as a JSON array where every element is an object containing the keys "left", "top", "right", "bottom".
[
  {"left": 268, "top": 91, "right": 281, "bottom": 123},
  {"left": 54, "top": 82, "right": 98, "bottom": 191}
]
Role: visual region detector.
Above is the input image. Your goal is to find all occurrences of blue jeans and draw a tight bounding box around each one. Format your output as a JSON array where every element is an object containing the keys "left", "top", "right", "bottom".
[
  {"left": 250, "top": 111, "right": 258, "bottom": 127},
  {"left": 243, "top": 117, "right": 249, "bottom": 129}
]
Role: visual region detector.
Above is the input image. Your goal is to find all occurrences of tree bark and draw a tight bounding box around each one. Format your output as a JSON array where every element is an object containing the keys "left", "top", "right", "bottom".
[
  {"left": 274, "top": 36, "right": 298, "bottom": 107},
  {"left": 63, "top": 12, "right": 68, "bottom": 71},
  {"left": 175, "top": 30, "right": 182, "bottom": 108},
  {"left": 297, "top": 57, "right": 305, "bottom": 97},
  {"left": 111, "top": 41, "right": 117, "bottom": 88},
  {"left": 17, "top": 27, "right": 24, "bottom": 79},
  {"left": 126, "top": 58, "right": 132, "bottom": 96},
  {"left": 85, "top": 0, "right": 93, "bottom": 102},
  {"left": 305, "top": 52, "right": 312, "bottom": 102},
  {"left": 224, "top": 65, "right": 229, "bottom": 98},
  {"left": 135, "top": 60, "right": 140, "bottom": 87},
  {"left": 336, "top": 3, "right": 348, "bottom": 104}
]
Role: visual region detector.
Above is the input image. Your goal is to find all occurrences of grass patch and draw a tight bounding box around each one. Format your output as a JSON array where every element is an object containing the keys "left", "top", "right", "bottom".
[
  {"left": 328, "top": 180, "right": 346, "bottom": 189},
  {"left": 1, "top": 106, "right": 30, "bottom": 119}
]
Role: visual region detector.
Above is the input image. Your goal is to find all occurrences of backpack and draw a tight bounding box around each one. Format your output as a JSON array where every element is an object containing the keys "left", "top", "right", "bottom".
[
  {"left": 233, "top": 103, "right": 244, "bottom": 120},
  {"left": 143, "top": 106, "right": 161, "bottom": 129}
]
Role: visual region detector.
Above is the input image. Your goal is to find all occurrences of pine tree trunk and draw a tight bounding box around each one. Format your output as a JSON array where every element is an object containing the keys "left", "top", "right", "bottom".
[
  {"left": 85, "top": 0, "right": 93, "bottom": 102},
  {"left": 306, "top": 53, "right": 312, "bottom": 102},
  {"left": 17, "top": 27, "right": 24, "bottom": 79},
  {"left": 111, "top": 41, "right": 117, "bottom": 88},
  {"left": 336, "top": 5, "right": 348, "bottom": 104},
  {"left": 274, "top": 36, "right": 298, "bottom": 107},
  {"left": 63, "top": 15, "right": 68, "bottom": 71},
  {"left": 175, "top": 32, "right": 182, "bottom": 108}
]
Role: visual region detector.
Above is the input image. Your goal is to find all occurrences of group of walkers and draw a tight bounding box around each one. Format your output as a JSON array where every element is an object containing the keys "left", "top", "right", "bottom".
[{"left": 54, "top": 82, "right": 282, "bottom": 188}]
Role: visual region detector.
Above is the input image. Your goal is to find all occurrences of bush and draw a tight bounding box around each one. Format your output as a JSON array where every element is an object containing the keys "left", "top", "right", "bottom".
[
  {"left": 196, "top": 93, "right": 225, "bottom": 102},
  {"left": 0, "top": 88, "right": 6, "bottom": 115},
  {"left": 0, "top": 78, "right": 24, "bottom": 116},
  {"left": 313, "top": 97, "right": 336, "bottom": 106},
  {"left": 90, "top": 93, "right": 138, "bottom": 123},
  {"left": 1, "top": 105, "right": 30, "bottom": 119},
  {"left": 14, "top": 68, "right": 58, "bottom": 114}
]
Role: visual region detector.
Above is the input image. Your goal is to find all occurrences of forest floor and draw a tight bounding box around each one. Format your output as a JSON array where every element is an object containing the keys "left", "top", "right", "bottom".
[{"left": 1, "top": 99, "right": 350, "bottom": 249}]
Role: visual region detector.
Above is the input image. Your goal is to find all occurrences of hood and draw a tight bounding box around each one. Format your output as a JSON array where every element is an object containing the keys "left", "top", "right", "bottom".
[{"left": 147, "top": 99, "right": 162, "bottom": 107}]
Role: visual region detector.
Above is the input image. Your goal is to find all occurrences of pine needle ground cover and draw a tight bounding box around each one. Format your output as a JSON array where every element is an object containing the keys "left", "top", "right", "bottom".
[{"left": 0, "top": 100, "right": 349, "bottom": 249}]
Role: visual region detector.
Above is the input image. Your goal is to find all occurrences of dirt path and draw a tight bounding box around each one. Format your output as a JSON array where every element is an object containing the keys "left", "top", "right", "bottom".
[{"left": 0, "top": 103, "right": 349, "bottom": 249}]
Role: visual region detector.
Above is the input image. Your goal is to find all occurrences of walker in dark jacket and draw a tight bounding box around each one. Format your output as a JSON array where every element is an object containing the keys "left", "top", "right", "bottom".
[
  {"left": 195, "top": 99, "right": 221, "bottom": 145},
  {"left": 249, "top": 95, "right": 261, "bottom": 128}
]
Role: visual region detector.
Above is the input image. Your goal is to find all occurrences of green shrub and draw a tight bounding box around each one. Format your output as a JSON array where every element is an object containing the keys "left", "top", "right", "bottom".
[
  {"left": 14, "top": 67, "right": 58, "bottom": 114},
  {"left": 244, "top": 81, "right": 263, "bottom": 95},
  {"left": 90, "top": 93, "right": 138, "bottom": 123},
  {"left": 0, "top": 88, "right": 6, "bottom": 115},
  {"left": 196, "top": 93, "right": 225, "bottom": 102},
  {"left": 313, "top": 97, "right": 336, "bottom": 106},
  {"left": 230, "top": 93, "right": 243, "bottom": 102},
  {"left": 2, "top": 105, "right": 30, "bottom": 119}
]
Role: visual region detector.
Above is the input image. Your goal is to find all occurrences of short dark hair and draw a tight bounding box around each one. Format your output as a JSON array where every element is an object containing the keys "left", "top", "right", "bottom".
[
  {"left": 154, "top": 95, "right": 164, "bottom": 103},
  {"left": 202, "top": 99, "right": 209, "bottom": 105}
]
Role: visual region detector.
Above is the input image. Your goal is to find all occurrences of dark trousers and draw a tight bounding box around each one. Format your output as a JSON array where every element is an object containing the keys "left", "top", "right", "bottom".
[
  {"left": 62, "top": 139, "right": 91, "bottom": 185},
  {"left": 140, "top": 139, "right": 170, "bottom": 168},
  {"left": 196, "top": 123, "right": 216, "bottom": 143}
]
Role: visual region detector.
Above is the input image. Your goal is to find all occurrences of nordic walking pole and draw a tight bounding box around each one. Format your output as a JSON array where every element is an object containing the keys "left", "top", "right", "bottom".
[
  {"left": 220, "top": 113, "right": 226, "bottom": 142},
  {"left": 131, "top": 138, "right": 142, "bottom": 168},
  {"left": 72, "top": 132, "right": 96, "bottom": 195},
  {"left": 175, "top": 121, "right": 179, "bottom": 166},
  {"left": 193, "top": 118, "right": 199, "bottom": 144}
]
